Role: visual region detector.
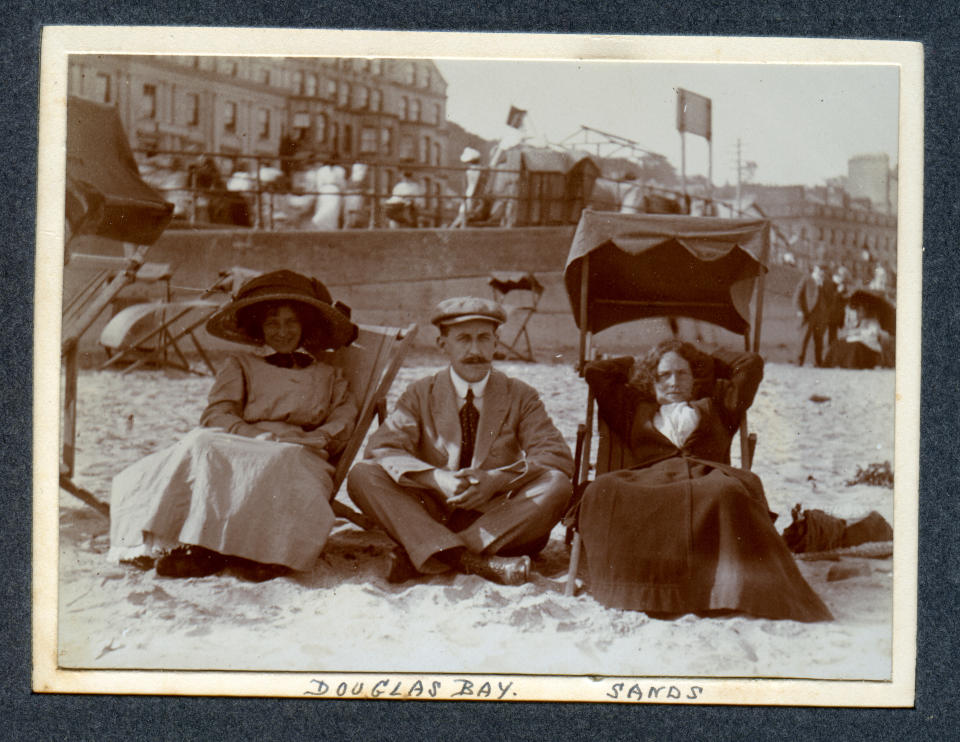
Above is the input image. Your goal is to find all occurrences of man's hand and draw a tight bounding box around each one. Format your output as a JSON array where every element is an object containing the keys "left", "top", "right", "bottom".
[
  {"left": 430, "top": 468, "right": 470, "bottom": 500},
  {"left": 447, "top": 469, "right": 512, "bottom": 511}
]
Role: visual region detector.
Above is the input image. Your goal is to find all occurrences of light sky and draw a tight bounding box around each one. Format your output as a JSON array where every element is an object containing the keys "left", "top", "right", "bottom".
[{"left": 435, "top": 60, "right": 900, "bottom": 187}]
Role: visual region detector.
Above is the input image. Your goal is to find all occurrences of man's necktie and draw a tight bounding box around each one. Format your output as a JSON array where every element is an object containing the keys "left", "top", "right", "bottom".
[{"left": 458, "top": 388, "right": 480, "bottom": 469}]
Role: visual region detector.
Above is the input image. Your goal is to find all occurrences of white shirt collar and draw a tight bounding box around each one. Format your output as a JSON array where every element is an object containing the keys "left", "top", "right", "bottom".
[{"left": 449, "top": 366, "right": 490, "bottom": 401}]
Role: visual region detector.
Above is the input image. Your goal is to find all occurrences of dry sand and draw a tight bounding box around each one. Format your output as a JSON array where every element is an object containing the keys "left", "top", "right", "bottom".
[{"left": 57, "top": 360, "right": 895, "bottom": 680}]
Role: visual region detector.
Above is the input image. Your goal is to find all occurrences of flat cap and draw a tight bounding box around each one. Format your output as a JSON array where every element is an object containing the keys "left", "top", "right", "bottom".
[{"left": 431, "top": 296, "right": 506, "bottom": 328}]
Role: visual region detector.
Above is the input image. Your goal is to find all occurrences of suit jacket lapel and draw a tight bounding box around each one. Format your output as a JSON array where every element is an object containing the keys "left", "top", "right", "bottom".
[
  {"left": 430, "top": 369, "right": 462, "bottom": 469},
  {"left": 473, "top": 370, "right": 510, "bottom": 467}
]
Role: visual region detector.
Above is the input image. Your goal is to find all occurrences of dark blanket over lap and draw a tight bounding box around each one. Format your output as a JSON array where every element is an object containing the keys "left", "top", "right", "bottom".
[{"left": 579, "top": 456, "right": 834, "bottom": 622}]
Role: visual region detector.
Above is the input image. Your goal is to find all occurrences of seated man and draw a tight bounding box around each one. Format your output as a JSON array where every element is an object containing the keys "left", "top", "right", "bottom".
[{"left": 347, "top": 297, "right": 573, "bottom": 585}]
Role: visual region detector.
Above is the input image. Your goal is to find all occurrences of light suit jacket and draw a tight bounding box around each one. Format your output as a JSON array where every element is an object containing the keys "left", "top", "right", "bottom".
[{"left": 364, "top": 368, "right": 574, "bottom": 484}]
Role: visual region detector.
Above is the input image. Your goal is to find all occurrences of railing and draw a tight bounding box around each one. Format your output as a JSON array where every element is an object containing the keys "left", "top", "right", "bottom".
[{"left": 133, "top": 149, "right": 527, "bottom": 231}]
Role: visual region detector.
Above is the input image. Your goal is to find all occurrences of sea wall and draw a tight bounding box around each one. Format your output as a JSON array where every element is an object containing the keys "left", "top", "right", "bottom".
[{"left": 66, "top": 227, "right": 803, "bottom": 365}]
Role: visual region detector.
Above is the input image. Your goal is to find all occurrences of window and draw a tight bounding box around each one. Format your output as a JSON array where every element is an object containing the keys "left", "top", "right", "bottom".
[
  {"left": 186, "top": 94, "right": 199, "bottom": 126},
  {"left": 93, "top": 72, "right": 111, "bottom": 103},
  {"left": 325, "top": 79, "right": 337, "bottom": 99},
  {"left": 371, "top": 59, "right": 383, "bottom": 75},
  {"left": 259, "top": 68, "right": 271, "bottom": 86},
  {"left": 435, "top": 103, "right": 443, "bottom": 124},
  {"left": 224, "top": 101, "right": 237, "bottom": 134},
  {"left": 292, "top": 71, "right": 304, "bottom": 94},
  {"left": 354, "top": 86, "right": 369, "bottom": 109},
  {"left": 433, "top": 141, "right": 441, "bottom": 167},
  {"left": 370, "top": 89, "right": 382, "bottom": 112},
  {"left": 305, "top": 74, "right": 317, "bottom": 97},
  {"left": 343, "top": 124, "right": 353, "bottom": 155},
  {"left": 221, "top": 59, "right": 238, "bottom": 77},
  {"left": 329, "top": 122, "right": 339, "bottom": 151},
  {"left": 257, "top": 108, "right": 270, "bottom": 139},
  {"left": 315, "top": 113, "right": 327, "bottom": 143},
  {"left": 141, "top": 84, "right": 157, "bottom": 119},
  {"left": 410, "top": 99, "right": 421, "bottom": 122},
  {"left": 404, "top": 63, "right": 415, "bottom": 85},
  {"left": 197, "top": 57, "right": 215, "bottom": 72},
  {"left": 380, "top": 127, "right": 392, "bottom": 156},
  {"left": 360, "top": 126, "right": 378, "bottom": 153},
  {"left": 399, "top": 136, "right": 415, "bottom": 161},
  {"left": 338, "top": 82, "right": 350, "bottom": 107},
  {"left": 400, "top": 97, "right": 408, "bottom": 121},
  {"left": 353, "top": 58, "right": 369, "bottom": 73},
  {"left": 420, "top": 135, "right": 429, "bottom": 163},
  {"left": 421, "top": 67, "right": 430, "bottom": 88}
]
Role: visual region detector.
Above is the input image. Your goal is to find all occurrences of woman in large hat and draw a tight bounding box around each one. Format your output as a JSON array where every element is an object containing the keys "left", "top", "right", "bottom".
[{"left": 109, "top": 270, "right": 359, "bottom": 581}]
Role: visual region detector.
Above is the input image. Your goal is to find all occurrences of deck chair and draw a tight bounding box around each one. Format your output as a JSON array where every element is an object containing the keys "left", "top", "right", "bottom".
[
  {"left": 560, "top": 210, "right": 771, "bottom": 596},
  {"left": 488, "top": 271, "right": 544, "bottom": 362},
  {"left": 96, "top": 267, "right": 261, "bottom": 376},
  {"left": 314, "top": 323, "right": 419, "bottom": 529}
]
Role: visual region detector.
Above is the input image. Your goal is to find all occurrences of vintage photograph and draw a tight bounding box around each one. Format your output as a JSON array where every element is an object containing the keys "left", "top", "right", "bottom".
[{"left": 34, "top": 29, "right": 921, "bottom": 703}]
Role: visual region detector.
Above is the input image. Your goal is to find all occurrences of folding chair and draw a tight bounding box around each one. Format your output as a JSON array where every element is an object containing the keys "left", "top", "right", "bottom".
[
  {"left": 314, "top": 323, "right": 419, "bottom": 529},
  {"left": 488, "top": 271, "right": 544, "bottom": 362},
  {"left": 560, "top": 210, "right": 771, "bottom": 596}
]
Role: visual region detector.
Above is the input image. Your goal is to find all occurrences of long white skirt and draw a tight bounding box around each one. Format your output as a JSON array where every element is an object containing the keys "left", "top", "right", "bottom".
[{"left": 108, "top": 428, "right": 336, "bottom": 571}]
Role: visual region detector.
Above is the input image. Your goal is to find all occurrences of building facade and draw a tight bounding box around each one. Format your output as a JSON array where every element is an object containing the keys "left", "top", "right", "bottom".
[{"left": 67, "top": 54, "right": 450, "bottom": 199}]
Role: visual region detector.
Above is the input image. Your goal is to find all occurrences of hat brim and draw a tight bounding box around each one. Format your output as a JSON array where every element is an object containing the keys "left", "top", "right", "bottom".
[
  {"left": 432, "top": 313, "right": 504, "bottom": 328},
  {"left": 206, "top": 293, "right": 357, "bottom": 350}
]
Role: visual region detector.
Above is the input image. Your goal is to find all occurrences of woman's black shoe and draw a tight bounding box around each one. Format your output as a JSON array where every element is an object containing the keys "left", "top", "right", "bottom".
[
  {"left": 156, "top": 545, "right": 227, "bottom": 578},
  {"left": 229, "top": 556, "right": 292, "bottom": 583}
]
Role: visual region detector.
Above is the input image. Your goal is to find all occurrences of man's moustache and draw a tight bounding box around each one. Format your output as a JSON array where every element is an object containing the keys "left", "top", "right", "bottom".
[{"left": 463, "top": 356, "right": 489, "bottom": 364}]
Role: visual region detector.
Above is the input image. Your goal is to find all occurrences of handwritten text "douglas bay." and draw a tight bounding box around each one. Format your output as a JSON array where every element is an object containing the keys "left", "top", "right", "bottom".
[{"left": 305, "top": 678, "right": 517, "bottom": 700}]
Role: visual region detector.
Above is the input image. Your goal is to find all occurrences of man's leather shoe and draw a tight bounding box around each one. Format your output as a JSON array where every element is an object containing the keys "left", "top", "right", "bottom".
[
  {"left": 457, "top": 552, "right": 531, "bottom": 586},
  {"left": 385, "top": 546, "right": 420, "bottom": 584}
]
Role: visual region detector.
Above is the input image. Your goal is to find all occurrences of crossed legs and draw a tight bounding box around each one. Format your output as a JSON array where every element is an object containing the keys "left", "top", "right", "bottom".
[{"left": 347, "top": 462, "right": 572, "bottom": 576}]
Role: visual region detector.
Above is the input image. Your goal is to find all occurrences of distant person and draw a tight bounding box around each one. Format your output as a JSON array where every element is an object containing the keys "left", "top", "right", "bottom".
[
  {"left": 450, "top": 147, "right": 490, "bottom": 228},
  {"left": 385, "top": 170, "right": 425, "bottom": 228},
  {"left": 825, "top": 291, "right": 895, "bottom": 370},
  {"left": 827, "top": 265, "right": 854, "bottom": 347},
  {"left": 868, "top": 263, "right": 889, "bottom": 293},
  {"left": 793, "top": 263, "right": 836, "bottom": 367},
  {"left": 618, "top": 173, "right": 645, "bottom": 214},
  {"left": 347, "top": 297, "right": 574, "bottom": 586}
]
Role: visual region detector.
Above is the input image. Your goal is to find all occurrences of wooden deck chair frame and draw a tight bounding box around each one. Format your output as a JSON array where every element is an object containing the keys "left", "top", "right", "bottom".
[
  {"left": 563, "top": 240, "right": 769, "bottom": 597},
  {"left": 488, "top": 271, "right": 544, "bottom": 362},
  {"left": 317, "top": 322, "right": 418, "bottom": 529}
]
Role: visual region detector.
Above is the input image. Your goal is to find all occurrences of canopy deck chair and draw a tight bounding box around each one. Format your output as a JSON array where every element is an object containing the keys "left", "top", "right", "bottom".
[
  {"left": 61, "top": 96, "right": 174, "bottom": 515},
  {"left": 560, "top": 210, "right": 771, "bottom": 596},
  {"left": 488, "top": 270, "right": 544, "bottom": 362}
]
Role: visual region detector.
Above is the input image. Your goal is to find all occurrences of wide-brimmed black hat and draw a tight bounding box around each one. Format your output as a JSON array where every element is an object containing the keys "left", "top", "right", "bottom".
[{"left": 206, "top": 269, "right": 357, "bottom": 350}]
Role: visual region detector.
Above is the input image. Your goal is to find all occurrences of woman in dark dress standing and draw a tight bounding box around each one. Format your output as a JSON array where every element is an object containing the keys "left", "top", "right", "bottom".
[{"left": 577, "top": 339, "right": 832, "bottom": 622}]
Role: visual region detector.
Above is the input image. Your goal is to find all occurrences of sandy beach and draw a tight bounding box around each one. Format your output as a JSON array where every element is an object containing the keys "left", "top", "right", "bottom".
[{"left": 57, "top": 359, "right": 895, "bottom": 680}]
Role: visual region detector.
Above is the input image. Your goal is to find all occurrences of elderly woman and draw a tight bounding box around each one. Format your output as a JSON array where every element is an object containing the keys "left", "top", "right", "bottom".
[
  {"left": 577, "top": 340, "right": 833, "bottom": 622},
  {"left": 109, "top": 270, "right": 358, "bottom": 582}
]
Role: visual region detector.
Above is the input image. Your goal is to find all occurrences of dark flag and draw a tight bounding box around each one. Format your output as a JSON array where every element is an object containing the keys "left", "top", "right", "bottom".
[{"left": 506, "top": 106, "right": 527, "bottom": 129}]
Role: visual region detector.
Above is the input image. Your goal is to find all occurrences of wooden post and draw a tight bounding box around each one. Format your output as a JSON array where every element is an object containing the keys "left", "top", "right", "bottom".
[{"left": 577, "top": 254, "right": 590, "bottom": 373}]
